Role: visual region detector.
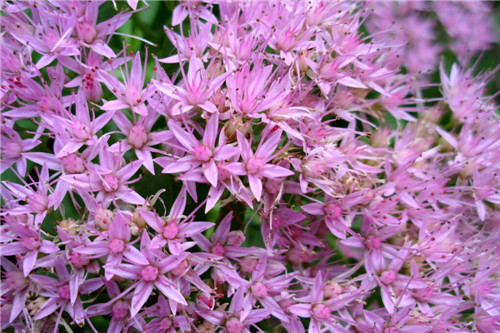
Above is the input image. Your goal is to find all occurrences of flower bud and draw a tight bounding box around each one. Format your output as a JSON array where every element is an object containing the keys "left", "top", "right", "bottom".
[
  {"left": 227, "top": 231, "right": 245, "bottom": 246},
  {"left": 323, "top": 281, "right": 343, "bottom": 299},
  {"left": 95, "top": 208, "right": 114, "bottom": 230},
  {"left": 132, "top": 209, "right": 147, "bottom": 228}
]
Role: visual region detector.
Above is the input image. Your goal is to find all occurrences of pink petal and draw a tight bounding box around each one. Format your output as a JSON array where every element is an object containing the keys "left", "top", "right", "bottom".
[
  {"left": 101, "top": 99, "right": 130, "bottom": 112},
  {"left": 23, "top": 250, "right": 37, "bottom": 276},
  {"left": 33, "top": 298, "right": 59, "bottom": 320},
  {"left": 130, "top": 282, "right": 154, "bottom": 317},
  {"left": 289, "top": 304, "right": 311, "bottom": 318},
  {"left": 123, "top": 245, "right": 149, "bottom": 266},
  {"left": 237, "top": 131, "right": 252, "bottom": 162},
  {"left": 248, "top": 174, "right": 262, "bottom": 201},
  {"left": 256, "top": 129, "right": 282, "bottom": 160},
  {"left": 10, "top": 289, "right": 28, "bottom": 322},
  {"left": 155, "top": 276, "right": 187, "bottom": 305},
  {"left": 203, "top": 160, "right": 218, "bottom": 187},
  {"left": 168, "top": 119, "right": 198, "bottom": 151},
  {"left": 91, "top": 40, "right": 117, "bottom": 58},
  {"left": 213, "top": 212, "right": 233, "bottom": 243},
  {"left": 260, "top": 164, "right": 294, "bottom": 178},
  {"left": 203, "top": 114, "right": 218, "bottom": 148}
]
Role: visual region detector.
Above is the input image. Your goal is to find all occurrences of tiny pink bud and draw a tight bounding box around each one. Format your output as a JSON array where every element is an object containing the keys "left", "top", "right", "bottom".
[
  {"left": 323, "top": 281, "right": 343, "bottom": 299},
  {"left": 94, "top": 208, "right": 114, "bottom": 230},
  {"left": 380, "top": 270, "right": 397, "bottom": 285}
]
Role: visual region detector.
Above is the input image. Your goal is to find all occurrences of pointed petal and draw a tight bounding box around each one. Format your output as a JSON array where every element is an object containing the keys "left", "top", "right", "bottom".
[
  {"left": 23, "top": 251, "right": 37, "bottom": 276},
  {"left": 204, "top": 160, "right": 218, "bottom": 187},
  {"left": 155, "top": 276, "right": 187, "bottom": 305},
  {"left": 130, "top": 282, "right": 154, "bottom": 317},
  {"left": 260, "top": 164, "right": 294, "bottom": 178},
  {"left": 248, "top": 174, "right": 262, "bottom": 201}
]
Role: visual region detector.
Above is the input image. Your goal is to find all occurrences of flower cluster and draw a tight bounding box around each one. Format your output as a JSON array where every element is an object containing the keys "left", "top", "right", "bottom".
[{"left": 1, "top": 1, "right": 499, "bottom": 332}]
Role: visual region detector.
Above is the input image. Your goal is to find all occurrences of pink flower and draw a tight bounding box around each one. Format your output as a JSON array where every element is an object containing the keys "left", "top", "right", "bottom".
[
  {"left": 108, "top": 232, "right": 188, "bottom": 317},
  {"left": 227, "top": 128, "right": 294, "bottom": 201}
]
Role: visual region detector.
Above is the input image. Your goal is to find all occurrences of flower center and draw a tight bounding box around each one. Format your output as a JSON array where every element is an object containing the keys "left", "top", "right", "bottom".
[
  {"left": 251, "top": 282, "right": 268, "bottom": 298},
  {"left": 128, "top": 123, "right": 148, "bottom": 149},
  {"left": 364, "top": 235, "right": 382, "bottom": 250},
  {"left": 324, "top": 203, "right": 342, "bottom": 219},
  {"left": 6, "top": 271, "right": 28, "bottom": 291},
  {"left": 124, "top": 85, "right": 142, "bottom": 106},
  {"left": 246, "top": 157, "right": 264, "bottom": 174},
  {"left": 112, "top": 300, "right": 129, "bottom": 320},
  {"left": 384, "top": 328, "right": 399, "bottom": 333},
  {"left": 312, "top": 304, "right": 332, "bottom": 320},
  {"left": 57, "top": 285, "right": 71, "bottom": 300},
  {"left": 193, "top": 145, "right": 212, "bottom": 162},
  {"left": 140, "top": 265, "right": 159, "bottom": 282},
  {"left": 76, "top": 18, "right": 97, "bottom": 44},
  {"left": 21, "top": 236, "right": 41, "bottom": 251},
  {"left": 323, "top": 281, "right": 343, "bottom": 299},
  {"left": 159, "top": 317, "right": 173, "bottom": 330},
  {"left": 3, "top": 141, "right": 23, "bottom": 159},
  {"left": 27, "top": 193, "right": 48, "bottom": 214},
  {"left": 71, "top": 121, "right": 91, "bottom": 141},
  {"left": 102, "top": 174, "right": 119, "bottom": 192},
  {"left": 226, "top": 317, "right": 244, "bottom": 333},
  {"left": 108, "top": 239, "right": 125, "bottom": 254},
  {"left": 163, "top": 222, "right": 179, "bottom": 240},
  {"left": 211, "top": 243, "right": 225, "bottom": 256}
]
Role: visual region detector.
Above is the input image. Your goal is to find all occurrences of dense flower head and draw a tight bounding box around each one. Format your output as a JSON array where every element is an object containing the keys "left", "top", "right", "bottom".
[{"left": 1, "top": 0, "right": 499, "bottom": 332}]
